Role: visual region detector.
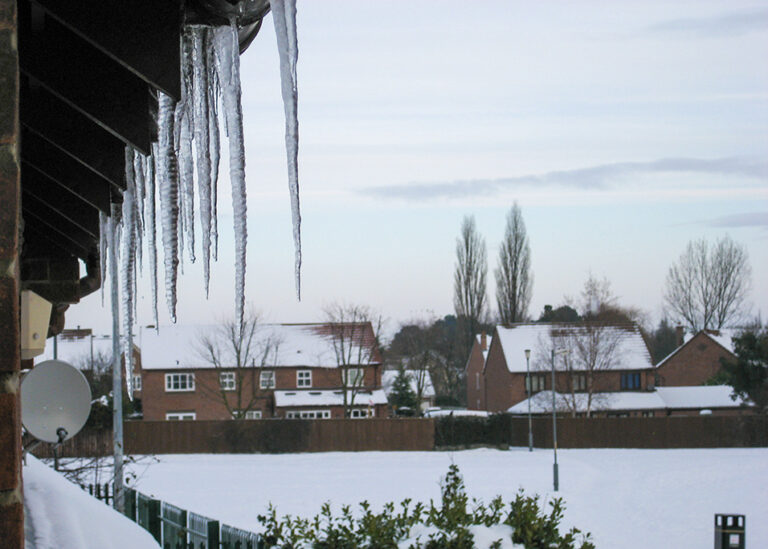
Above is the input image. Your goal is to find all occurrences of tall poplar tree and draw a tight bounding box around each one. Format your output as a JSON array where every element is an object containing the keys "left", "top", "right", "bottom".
[
  {"left": 495, "top": 203, "right": 532, "bottom": 324},
  {"left": 454, "top": 215, "right": 488, "bottom": 336}
]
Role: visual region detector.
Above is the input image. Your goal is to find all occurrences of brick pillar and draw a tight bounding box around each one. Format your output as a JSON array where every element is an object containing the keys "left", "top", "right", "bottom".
[{"left": 0, "top": 0, "right": 23, "bottom": 547}]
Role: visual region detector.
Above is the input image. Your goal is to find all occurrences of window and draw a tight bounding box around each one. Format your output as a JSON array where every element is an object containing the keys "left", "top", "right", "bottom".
[
  {"left": 219, "top": 372, "right": 236, "bottom": 391},
  {"left": 344, "top": 368, "right": 364, "bottom": 387},
  {"left": 526, "top": 374, "right": 546, "bottom": 393},
  {"left": 166, "top": 411, "right": 196, "bottom": 420},
  {"left": 234, "top": 410, "right": 262, "bottom": 419},
  {"left": 297, "top": 370, "right": 312, "bottom": 388},
  {"left": 165, "top": 373, "right": 195, "bottom": 392},
  {"left": 572, "top": 374, "right": 586, "bottom": 392},
  {"left": 641, "top": 411, "right": 654, "bottom": 418},
  {"left": 132, "top": 375, "right": 142, "bottom": 391},
  {"left": 260, "top": 370, "right": 275, "bottom": 389},
  {"left": 475, "top": 372, "right": 480, "bottom": 390},
  {"left": 350, "top": 408, "right": 374, "bottom": 418},
  {"left": 286, "top": 410, "right": 330, "bottom": 419},
  {"left": 621, "top": 372, "right": 642, "bottom": 390}
]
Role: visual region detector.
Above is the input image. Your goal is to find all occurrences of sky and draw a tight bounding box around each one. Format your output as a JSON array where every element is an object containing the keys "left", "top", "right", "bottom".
[{"left": 67, "top": 0, "right": 768, "bottom": 338}]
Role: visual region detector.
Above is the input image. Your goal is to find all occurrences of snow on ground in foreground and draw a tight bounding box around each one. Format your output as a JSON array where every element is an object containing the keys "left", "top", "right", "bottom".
[
  {"left": 123, "top": 448, "right": 768, "bottom": 549},
  {"left": 23, "top": 455, "right": 160, "bottom": 549}
]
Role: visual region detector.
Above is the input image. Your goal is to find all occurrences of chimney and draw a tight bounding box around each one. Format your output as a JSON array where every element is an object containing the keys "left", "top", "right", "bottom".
[
  {"left": 480, "top": 332, "right": 487, "bottom": 350},
  {"left": 675, "top": 325, "right": 684, "bottom": 348}
]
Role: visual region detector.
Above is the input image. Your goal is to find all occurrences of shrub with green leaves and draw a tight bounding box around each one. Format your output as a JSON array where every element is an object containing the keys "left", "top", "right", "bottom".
[{"left": 257, "top": 464, "right": 594, "bottom": 549}]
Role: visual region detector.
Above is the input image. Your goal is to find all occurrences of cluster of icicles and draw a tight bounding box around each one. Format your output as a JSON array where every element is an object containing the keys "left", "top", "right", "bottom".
[{"left": 100, "top": 0, "right": 300, "bottom": 396}]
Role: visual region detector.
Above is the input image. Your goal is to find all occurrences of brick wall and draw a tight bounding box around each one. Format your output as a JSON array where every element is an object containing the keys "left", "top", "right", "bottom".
[
  {"left": 657, "top": 332, "right": 733, "bottom": 386},
  {"left": 142, "top": 364, "right": 382, "bottom": 421},
  {"left": 0, "top": 1, "right": 21, "bottom": 545},
  {"left": 465, "top": 338, "right": 486, "bottom": 410}
]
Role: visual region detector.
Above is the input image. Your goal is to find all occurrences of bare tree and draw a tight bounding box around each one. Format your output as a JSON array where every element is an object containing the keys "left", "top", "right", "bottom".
[
  {"left": 495, "top": 203, "right": 532, "bottom": 324},
  {"left": 387, "top": 319, "right": 439, "bottom": 412},
  {"left": 196, "top": 312, "right": 281, "bottom": 419},
  {"left": 536, "top": 323, "right": 625, "bottom": 417},
  {"left": 454, "top": 215, "right": 488, "bottom": 361},
  {"left": 665, "top": 236, "right": 751, "bottom": 332},
  {"left": 323, "top": 303, "right": 383, "bottom": 417}
]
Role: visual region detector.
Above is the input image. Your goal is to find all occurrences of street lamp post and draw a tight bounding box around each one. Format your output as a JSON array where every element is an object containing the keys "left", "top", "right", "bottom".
[
  {"left": 551, "top": 347, "right": 569, "bottom": 492},
  {"left": 524, "top": 349, "right": 532, "bottom": 452}
]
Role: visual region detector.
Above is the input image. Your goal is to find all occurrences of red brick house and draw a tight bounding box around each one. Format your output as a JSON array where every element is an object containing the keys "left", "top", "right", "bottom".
[
  {"left": 465, "top": 333, "right": 491, "bottom": 410},
  {"left": 656, "top": 329, "right": 737, "bottom": 387},
  {"left": 139, "top": 322, "right": 387, "bottom": 420},
  {"left": 477, "top": 323, "right": 655, "bottom": 413}
]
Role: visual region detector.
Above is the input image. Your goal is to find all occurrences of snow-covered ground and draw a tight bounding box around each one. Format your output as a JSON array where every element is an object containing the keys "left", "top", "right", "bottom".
[
  {"left": 119, "top": 448, "right": 767, "bottom": 549},
  {"left": 24, "top": 456, "right": 159, "bottom": 549}
]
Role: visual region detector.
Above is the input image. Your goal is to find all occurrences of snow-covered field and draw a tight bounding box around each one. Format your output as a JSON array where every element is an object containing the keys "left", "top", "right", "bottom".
[{"left": 121, "top": 448, "right": 768, "bottom": 549}]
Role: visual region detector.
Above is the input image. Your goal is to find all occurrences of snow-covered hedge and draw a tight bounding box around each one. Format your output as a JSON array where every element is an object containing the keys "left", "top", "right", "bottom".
[{"left": 257, "top": 464, "right": 594, "bottom": 549}]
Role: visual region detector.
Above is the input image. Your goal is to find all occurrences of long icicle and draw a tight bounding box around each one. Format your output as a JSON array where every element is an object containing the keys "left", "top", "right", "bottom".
[
  {"left": 148, "top": 144, "right": 159, "bottom": 330},
  {"left": 214, "top": 20, "right": 247, "bottom": 327},
  {"left": 270, "top": 0, "right": 302, "bottom": 300},
  {"left": 192, "top": 26, "right": 213, "bottom": 295},
  {"left": 206, "top": 27, "right": 221, "bottom": 262},
  {"left": 157, "top": 91, "right": 180, "bottom": 322},
  {"left": 121, "top": 147, "right": 137, "bottom": 398}
]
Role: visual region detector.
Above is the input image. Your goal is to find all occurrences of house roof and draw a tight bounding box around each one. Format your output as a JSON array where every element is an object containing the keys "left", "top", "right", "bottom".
[
  {"left": 507, "top": 385, "right": 749, "bottom": 414},
  {"left": 656, "top": 329, "right": 738, "bottom": 368},
  {"left": 381, "top": 369, "right": 436, "bottom": 398},
  {"left": 493, "top": 323, "right": 652, "bottom": 374},
  {"left": 274, "top": 389, "right": 388, "bottom": 408},
  {"left": 139, "top": 323, "right": 380, "bottom": 370}
]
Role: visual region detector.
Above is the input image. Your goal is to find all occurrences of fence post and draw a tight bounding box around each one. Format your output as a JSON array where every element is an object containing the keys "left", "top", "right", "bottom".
[
  {"left": 123, "top": 487, "right": 137, "bottom": 521},
  {"left": 147, "top": 499, "right": 162, "bottom": 544},
  {"left": 207, "top": 520, "right": 220, "bottom": 549}
]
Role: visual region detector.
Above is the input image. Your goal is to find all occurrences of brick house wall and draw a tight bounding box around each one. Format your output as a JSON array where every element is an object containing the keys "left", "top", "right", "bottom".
[
  {"left": 142, "top": 364, "right": 381, "bottom": 421},
  {"left": 656, "top": 332, "right": 734, "bottom": 387},
  {"left": 465, "top": 334, "right": 488, "bottom": 410},
  {"left": 484, "top": 333, "right": 521, "bottom": 412}
]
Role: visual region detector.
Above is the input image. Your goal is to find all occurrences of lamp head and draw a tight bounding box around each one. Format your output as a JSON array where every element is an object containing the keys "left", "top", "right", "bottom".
[{"left": 524, "top": 349, "right": 531, "bottom": 360}]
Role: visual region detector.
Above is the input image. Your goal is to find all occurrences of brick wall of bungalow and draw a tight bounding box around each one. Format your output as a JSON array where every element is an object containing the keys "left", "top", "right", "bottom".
[
  {"left": 465, "top": 336, "right": 488, "bottom": 410},
  {"left": 656, "top": 332, "right": 734, "bottom": 387},
  {"left": 141, "top": 364, "right": 381, "bottom": 420},
  {"left": 483, "top": 332, "right": 656, "bottom": 413}
]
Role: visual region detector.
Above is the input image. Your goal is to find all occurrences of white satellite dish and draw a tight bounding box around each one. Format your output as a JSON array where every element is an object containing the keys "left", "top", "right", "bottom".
[{"left": 21, "top": 359, "right": 92, "bottom": 443}]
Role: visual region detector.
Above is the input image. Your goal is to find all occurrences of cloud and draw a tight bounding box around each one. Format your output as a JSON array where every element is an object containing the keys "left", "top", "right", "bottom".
[
  {"left": 647, "top": 8, "right": 768, "bottom": 37},
  {"left": 705, "top": 212, "right": 768, "bottom": 229},
  {"left": 363, "top": 157, "right": 768, "bottom": 201}
]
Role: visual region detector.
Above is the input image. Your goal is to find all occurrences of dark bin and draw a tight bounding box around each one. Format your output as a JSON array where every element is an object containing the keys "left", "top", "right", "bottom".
[{"left": 715, "top": 514, "right": 745, "bottom": 549}]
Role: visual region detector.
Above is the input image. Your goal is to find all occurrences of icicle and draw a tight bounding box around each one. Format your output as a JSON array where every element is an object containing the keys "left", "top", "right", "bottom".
[
  {"left": 206, "top": 29, "right": 221, "bottom": 261},
  {"left": 157, "top": 91, "right": 180, "bottom": 322},
  {"left": 270, "top": 0, "right": 302, "bottom": 300},
  {"left": 148, "top": 145, "right": 159, "bottom": 330},
  {"left": 177, "top": 30, "right": 196, "bottom": 264},
  {"left": 99, "top": 211, "right": 108, "bottom": 306},
  {"left": 121, "top": 147, "right": 137, "bottom": 398},
  {"left": 214, "top": 20, "right": 248, "bottom": 327},
  {"left": 132, "top": 152, "right": 144, "bottom": 273},
  {"left": 192, "top": 26, "right": 213, "bottom": 295}
]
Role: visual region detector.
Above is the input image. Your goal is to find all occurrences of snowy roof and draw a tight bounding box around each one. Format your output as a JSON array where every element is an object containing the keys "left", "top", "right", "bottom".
[
  {"left": 34, "top": 332, "right": 117, "bottom": 367},
  {"left": 476, "top": 334, "right": 492, "bottom": 361},
  {"left": 274, "top": 388, "right": 388, "bottom": 408},
  {"left": 507, "top": 385, "right": 748, "bottom": 414},
  {"left": 140, "top": 323, "right": 380, "bottom": 370},
  {"left": 656, "top": 329, "right": 738, "bottom": 367},
  {"left": 423, "top": 409, "right": 490, "bottom": 418},
  {"left": 494, "top": 323, "right": 652, "bottom": 374},
  {"left": 381, "top": 369, "right": 436, "bottom": 398}
]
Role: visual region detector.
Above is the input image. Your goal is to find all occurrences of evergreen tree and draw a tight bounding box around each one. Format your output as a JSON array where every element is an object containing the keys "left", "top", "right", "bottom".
[
  {"left": 388, "top": 367, "right": 418, "bottom": 412},
  {"left": 720, "top": 328, "right": 768, "bottom": 414}
]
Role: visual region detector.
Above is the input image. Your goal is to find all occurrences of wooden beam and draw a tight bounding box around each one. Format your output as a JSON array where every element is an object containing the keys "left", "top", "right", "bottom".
[
  {"left": 21, "top": 194, "right": 96, "bottom": 259},
  {"left": 18, "top": 0, "right": 151, "bottom": 154}
]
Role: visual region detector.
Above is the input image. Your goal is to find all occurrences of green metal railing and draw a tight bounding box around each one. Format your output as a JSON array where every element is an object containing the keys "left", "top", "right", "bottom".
[{"left": 117, "top": 487, "right": 264, "bottom": 549}]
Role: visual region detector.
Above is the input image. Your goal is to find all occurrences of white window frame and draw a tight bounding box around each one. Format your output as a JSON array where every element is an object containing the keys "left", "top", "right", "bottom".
[
  {"left": 350, "top": 408, "right": 374, "bottom": 418},
  {"left": 286, "top": 409, "right": 330, "bottom": 419},
  {"left": 297, "top": 370, "right": 312, "bottom": 388},
  {"left": 344, "top": 367, "right": 364, "bottom": 387},
  {"left": 219, "top": 371, "right": 236, "bottom": 391},
  {"left": 260, "top": 370, "right": 275, "bottom": 389},
  {"left": 527, "top": 374, "right": 546, "bottom": 393},
  {"left": 572, "top": 374, "right": 587, "bottom": 392},
  {"left": 132, "top": 375, "right": 142, "bottom": 391},
  {"left": 165, "top": 411, "right": 196, "bottom": 421},
  {"left": 234, "top": 410, "right": 262, "bottom": 419},
  {"left": 165, "top": 373, "right": 195, "bottom": 392}
]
